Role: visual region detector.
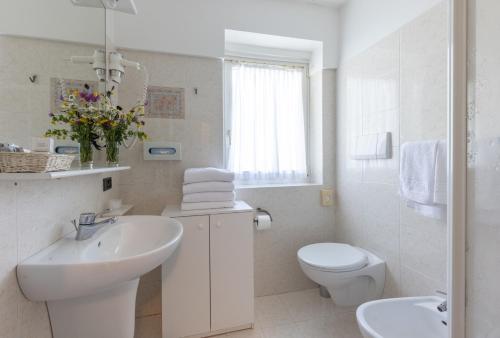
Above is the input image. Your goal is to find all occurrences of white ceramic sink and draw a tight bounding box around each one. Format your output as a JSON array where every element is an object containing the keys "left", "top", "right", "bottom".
[
  {"left": 356, "top": 296, "right": 447, "bottom": 338},
  {"left": 17, "top": 215, "right": 183, "bottom": 338}
]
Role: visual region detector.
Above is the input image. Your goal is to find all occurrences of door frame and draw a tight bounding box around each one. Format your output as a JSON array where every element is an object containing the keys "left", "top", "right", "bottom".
[{"left": 448, "top": 0, "right": 467, "bottom": 337}]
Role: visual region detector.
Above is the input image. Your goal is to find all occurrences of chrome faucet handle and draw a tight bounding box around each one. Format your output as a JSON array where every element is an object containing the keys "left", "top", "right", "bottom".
[
  {"left": 79, "top": 212, "right": 97, "bottom": 225},
  {"left": 71, "top": 219, "right": 78, "bottom": 231},
  {"left": 436, "top": 290, "right": 447, "bottom": 296}
]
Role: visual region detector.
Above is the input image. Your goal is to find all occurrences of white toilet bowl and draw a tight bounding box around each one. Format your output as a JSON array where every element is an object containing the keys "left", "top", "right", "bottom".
[{"left": 298, "top": 243, "right": 385, "bottom": 307}]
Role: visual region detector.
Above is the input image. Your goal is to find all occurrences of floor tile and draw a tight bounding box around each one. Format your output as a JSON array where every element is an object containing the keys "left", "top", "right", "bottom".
[
  {"left": 261, "top": 323, "right": 303, "bottom": 338},
  {"left": 225, "top": 328, "right": 264, "bottom": 338},
  {"left": 212, "top": 288, "right": 362, "bottom": 338},
  {"left": 254, "top": 294, "right": 293, "bottom": 329},
  {"left": 277, "top": 289, "right": 334, "bottom": 323}
]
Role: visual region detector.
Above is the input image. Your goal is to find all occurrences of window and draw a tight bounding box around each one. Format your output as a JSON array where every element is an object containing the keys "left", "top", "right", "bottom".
[{"left": 224, "top": 59, "right": 309, "bottom": 185}]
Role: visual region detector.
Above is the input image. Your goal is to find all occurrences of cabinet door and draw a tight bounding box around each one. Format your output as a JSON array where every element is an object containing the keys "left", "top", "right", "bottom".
[
  {"left": 162, "top": 216, "right": 210, "bottom": 338},
  {"left": 210, "top": 212, "right": 254, "bottom": 332}
]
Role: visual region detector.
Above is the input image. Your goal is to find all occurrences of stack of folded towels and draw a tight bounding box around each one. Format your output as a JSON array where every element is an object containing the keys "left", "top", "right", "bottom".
[{"left": 182, "top": 167, "right": 236, "bottom": 211}]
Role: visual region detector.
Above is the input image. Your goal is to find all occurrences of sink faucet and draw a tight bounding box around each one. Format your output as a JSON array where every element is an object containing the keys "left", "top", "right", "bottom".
[{"left": 72, "top": 212, "right": 117, "bottom": 241}]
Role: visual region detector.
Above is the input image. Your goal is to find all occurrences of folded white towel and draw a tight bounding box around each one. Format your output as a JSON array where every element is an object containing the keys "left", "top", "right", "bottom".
[
  {"left": 400, "top": 140, "right": 447, "bottom": 220},
  {"left": 183, "top": 181, "right": 235, "bottom": 194},
  {"left": 183, "top": 191, "right": 235, "bottom": 203},
  {"left": 184, "top": 168, "right": 235, "bottom": 184},
  {"left": 181, "top": 201, "right": 235, "bottom": 211},
  {"left": 400, "top": 140, "right": 439, "bottom": 205}
]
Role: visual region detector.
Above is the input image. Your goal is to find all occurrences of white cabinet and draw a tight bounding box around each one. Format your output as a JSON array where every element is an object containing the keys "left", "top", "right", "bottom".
[
  {"left": 162, "top": 202, "right": 254, "bottom": 338},
  {"left": 162, "top": 215, "right": 211, "bottom": 338},
  {"left": 210, "top": 212, "right": 254, "bottom": 332}
]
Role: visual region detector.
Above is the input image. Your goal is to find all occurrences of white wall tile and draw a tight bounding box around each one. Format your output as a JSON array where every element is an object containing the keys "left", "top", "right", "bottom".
[
  {"left": 336, "top": 2, "right": 447, "bottom": 303},
  {"left": 399, "top": 1, "right": 448, "bottom": 144},
  {"left": 0, "top": 172, "right": 119, "bottom": 336}
]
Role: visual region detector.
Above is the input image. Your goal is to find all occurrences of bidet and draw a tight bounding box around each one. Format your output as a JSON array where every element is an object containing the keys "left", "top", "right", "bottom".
[{"left": 356, "top": 296, "right": 447, "bottom": 338}]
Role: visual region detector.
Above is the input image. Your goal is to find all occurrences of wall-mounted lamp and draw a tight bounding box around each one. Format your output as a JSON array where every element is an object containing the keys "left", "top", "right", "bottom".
[
  {"left": 70, "top": 0, "right": 138, "bottom": 15},
  {"left": 70, "top": 50, "right": 141, "bottom": 85},
  {"left": 70, "top": 50, "right": 107, "bottom": 82},
  {"left": 109, "top": 52, "right": 141, "bottom": 84}
]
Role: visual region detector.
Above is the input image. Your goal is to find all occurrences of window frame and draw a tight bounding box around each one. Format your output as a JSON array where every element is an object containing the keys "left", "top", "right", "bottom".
[{"left": 223, "top": 56, "right": 311, "bottom": 185}]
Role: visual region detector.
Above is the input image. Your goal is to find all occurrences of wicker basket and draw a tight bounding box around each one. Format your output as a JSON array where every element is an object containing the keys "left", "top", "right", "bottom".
[{"left": 0, "top": 152, "right": 75, "bottom": 173}]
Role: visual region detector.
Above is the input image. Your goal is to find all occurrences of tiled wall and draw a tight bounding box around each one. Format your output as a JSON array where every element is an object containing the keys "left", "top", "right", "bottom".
[
  {"left": 336, "top": 2, "right": 448, "bottom": 298},
  {"left": 116, "top": 51, "right": 336, "bottom": 336},
  {"left": 0, "top": 36, "right": 125, "bottom": 337},
  {"left": 466, "top": 0, "right": 500, "bottom": 336},
  {"left": 0, "top": 174, "right": 120, "bottom": 338},
  {"left": 0, "top": 36, "right": 102, "bottom": 149}
]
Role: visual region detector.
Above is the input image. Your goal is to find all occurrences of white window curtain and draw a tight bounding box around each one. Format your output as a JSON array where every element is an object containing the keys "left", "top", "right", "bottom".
[{"left": 226, "top": 61, "right": 308, "bottom": 184}]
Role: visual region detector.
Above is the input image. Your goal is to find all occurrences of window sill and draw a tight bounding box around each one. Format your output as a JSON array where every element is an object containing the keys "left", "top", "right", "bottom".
[{"left": 235, "top": 182, "right": 323, "bottom": 190}]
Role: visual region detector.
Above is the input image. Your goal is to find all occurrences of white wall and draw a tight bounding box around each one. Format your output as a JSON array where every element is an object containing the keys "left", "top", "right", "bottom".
[
  {"left": 114, "top": 0, "right": 340, "bottom": 68},
  {"left": 339, "top": 0, "right": 444, "bottom": 63},
  {"left": 0, "top": 0, "right": 105, "bottom": 45},
  {"left": 336, "top": 2, "right": 448, "bottom": 298},
  {"left": 0, "top": 175, "right": 120, "bottom": 338}
]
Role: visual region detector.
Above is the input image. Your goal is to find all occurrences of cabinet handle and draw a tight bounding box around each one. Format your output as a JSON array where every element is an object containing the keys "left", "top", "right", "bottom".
[
  {"left": 197, "top": 224, "right": 204, "bottom": 230},
  {"left": 216, "top": 221, "right": 222, "bottom": 228}
]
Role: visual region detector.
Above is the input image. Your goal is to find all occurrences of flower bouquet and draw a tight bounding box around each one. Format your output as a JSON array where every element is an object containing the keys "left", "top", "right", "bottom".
[
  {"left": 97, "top": 90, "right": 147, "bottom": 166},
  {"left": 46, "top": 84, "right": 102, "bottom": 167}
]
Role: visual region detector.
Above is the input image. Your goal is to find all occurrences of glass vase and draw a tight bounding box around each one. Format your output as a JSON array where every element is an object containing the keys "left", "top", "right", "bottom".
[
  {"left": 105, "top": 132, "right": 120, "bottom": 166},
  {"left": 79, "top": 131, "right": 94, "bottom": 168}
]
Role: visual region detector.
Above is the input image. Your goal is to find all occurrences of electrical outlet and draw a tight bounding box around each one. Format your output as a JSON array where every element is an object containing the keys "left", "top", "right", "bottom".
[
  {"left": 103, "top": 177, "right": 112, "bottom": 192},
  {"left": 320, "top": 189, "right": 334, "bottom": 206}
]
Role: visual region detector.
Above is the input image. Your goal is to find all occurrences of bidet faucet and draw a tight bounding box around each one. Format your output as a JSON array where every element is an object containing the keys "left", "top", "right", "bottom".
[
  {"left": 72, "top": 212, "right": 117, "bottom": 241},
  {"left": 436, "top": 290, "right": 447, "bottom": 312}
]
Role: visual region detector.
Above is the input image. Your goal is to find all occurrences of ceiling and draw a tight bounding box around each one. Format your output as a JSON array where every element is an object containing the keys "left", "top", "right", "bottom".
[{"left": 284, "top": 0, "right": 349, "bottom": 8}]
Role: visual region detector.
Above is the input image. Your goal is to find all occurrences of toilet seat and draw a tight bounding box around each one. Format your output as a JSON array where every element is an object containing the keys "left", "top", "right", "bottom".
[{"left": 298, "top": 243, "right": 368, "bottom": 272}]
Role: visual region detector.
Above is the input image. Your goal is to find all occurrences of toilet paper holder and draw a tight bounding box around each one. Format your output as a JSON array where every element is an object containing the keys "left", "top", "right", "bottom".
[{"left": 254, "top": 208, "right": 273, "bottom": 223}]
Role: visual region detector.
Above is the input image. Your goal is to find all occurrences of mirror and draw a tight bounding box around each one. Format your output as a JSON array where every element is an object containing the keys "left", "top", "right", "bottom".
[{"left": 0, "top": 0, "right": 106, "bottom": 150}]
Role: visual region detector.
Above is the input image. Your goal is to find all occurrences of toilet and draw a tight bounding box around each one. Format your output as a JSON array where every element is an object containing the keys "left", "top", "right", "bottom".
[{"left": 297, "top": 243, "right": 385, "bottom": 307}]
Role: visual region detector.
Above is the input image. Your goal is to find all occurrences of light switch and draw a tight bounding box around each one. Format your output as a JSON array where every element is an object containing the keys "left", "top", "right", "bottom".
[{"left": 321, "top": 189, "right": 334, "bottom": 207}]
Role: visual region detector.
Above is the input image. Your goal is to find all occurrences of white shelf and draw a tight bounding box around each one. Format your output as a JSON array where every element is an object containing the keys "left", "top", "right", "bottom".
[
  {"left": 0, "top": 166, "right": 130, "bottom": 181},
  {"left": 102, "top": 204, "right": 134, "bottom": 217}
]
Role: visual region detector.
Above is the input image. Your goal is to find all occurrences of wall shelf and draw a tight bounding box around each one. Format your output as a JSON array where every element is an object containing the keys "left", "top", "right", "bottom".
[
  {"left": 102, "top": 204, "right": 134, "bottom": 217},
  {"left": 0, "top": 166, "right": 130, "bottom": 181}
]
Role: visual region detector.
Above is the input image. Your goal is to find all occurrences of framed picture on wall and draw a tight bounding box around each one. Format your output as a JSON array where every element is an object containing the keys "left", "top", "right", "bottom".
[
  {"left": 50, "top": 78, "right": 98, "bottom": 114},
  {"left": 146, "top": 86, "right": 185, "bottom": 119}
]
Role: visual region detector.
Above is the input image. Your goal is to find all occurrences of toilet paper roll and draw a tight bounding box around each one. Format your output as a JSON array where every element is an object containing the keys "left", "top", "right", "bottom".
[{"left": 255, "top": 214, "right": 272, "bottom": 231}]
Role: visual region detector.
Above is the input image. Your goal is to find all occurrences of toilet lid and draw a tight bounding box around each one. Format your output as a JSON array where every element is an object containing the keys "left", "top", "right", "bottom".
[{"left": 298, "top": 243, "right": 368, "bottom": 272}]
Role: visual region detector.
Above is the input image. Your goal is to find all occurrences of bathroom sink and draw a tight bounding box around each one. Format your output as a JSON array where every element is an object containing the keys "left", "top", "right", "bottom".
[
  {"left": 18, "top": 215, "right": 183, "bottom": 301},
  {"left": 356, "top": 296, "right": 447, "bottom": 338},
  {"left": 17, "top": 215, "right": 183, "bottom": 338}
]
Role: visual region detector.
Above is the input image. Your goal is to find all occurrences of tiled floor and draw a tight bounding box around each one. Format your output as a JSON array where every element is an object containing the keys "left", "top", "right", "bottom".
[{"left": 214, "top": 288, "right": 363, "bottom": 338}]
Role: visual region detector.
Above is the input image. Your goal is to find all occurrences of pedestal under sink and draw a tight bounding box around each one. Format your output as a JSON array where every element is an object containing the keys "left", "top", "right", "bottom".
[{"left": 17, "top": 215, "right": 183, "bottom": 338}]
